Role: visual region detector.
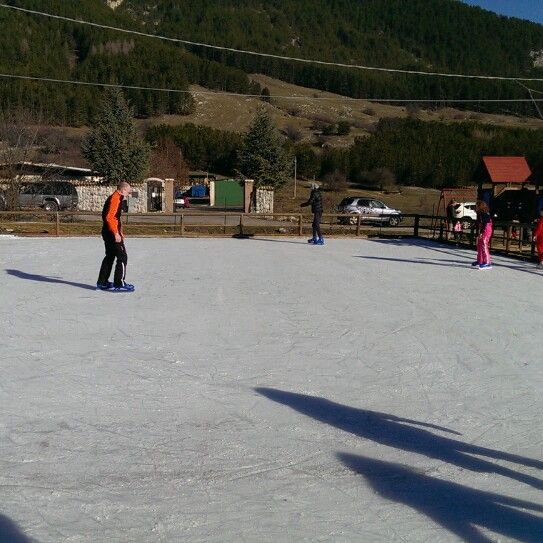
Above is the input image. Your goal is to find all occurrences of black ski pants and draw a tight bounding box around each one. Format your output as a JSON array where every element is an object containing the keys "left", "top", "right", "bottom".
[
  {"left": 312, "top": 211, "right": 323, "bottom": 240},
  {"left": 97, "top": 232, "right": 127, "bottom": 287}
]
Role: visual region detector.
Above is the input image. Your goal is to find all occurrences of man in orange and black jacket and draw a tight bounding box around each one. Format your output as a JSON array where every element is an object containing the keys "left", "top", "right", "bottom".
[{"left": 96, "top": 181, "right": 135, "bottom": 292}]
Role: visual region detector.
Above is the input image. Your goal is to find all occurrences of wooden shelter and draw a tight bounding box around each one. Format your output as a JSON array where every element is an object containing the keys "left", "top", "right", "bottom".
[{"left": 477, "top": 156, "right": 541, "bottom": 221}]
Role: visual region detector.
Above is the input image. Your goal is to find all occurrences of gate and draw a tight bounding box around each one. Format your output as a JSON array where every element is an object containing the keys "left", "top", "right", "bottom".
[{"left": 214, "top": 179, "right": 244, "bottom": 208}]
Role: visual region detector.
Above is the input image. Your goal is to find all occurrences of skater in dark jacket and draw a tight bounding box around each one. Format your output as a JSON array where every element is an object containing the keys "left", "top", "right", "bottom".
[
  {"left": 301, "top": 182, "right": 324, "bottom": 245},
  {"left": 96, "top": 181, "right": 135, "bottom": 291}
]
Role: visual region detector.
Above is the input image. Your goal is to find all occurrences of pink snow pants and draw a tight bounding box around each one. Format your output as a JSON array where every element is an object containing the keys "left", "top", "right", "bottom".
[
  {"left": 537, "top": 239, "right": 543, "bottom": 263},
  {"left": 477, "top": 225, "right": 492, "bottom": 265}
]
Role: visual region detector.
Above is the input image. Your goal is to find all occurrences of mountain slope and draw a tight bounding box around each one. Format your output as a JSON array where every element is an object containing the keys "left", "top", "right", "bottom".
[
  {"left": 2, "top": 0, "right": 543, "bottom": 123},
  {"left": 118, "top": 0, "right": 543, "bottom": 114}
]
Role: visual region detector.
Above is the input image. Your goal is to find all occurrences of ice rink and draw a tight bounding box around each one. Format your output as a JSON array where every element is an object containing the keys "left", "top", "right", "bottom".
[{"left": 1, "top": 236, "right": 543, "bottom": 542}]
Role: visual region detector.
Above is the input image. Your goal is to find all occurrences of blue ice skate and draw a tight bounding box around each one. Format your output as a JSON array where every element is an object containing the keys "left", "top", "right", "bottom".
[
  {"left": 112, "top": 283, "right": 135, "bottom": 292},
  {"left": 307, "top": 238, "right": 317, "bottom": 244},
  {"left": 315, "top": 238, "right": 325, "bottom": 245},
  {"left": 96, "top": 281, "right": 114, "bottom": 291}
]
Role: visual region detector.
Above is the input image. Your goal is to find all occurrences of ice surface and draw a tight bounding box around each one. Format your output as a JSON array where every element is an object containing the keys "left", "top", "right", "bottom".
[{"left": 1, "top": 236, "right": 542, "bottom": 542}]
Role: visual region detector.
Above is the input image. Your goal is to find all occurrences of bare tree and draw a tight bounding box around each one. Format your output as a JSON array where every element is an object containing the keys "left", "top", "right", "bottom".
[
  {"left": 323, "top": 170, "right": 348, "bottom": 192},
  {"left": 149, "top": 137, "right": 189, "bottom": 189},
  {"left": 361, "top": 167, "right": 398, "bottom": 192},
  {"left": 283, "top": 124, "right": 303, "bottom": 142},
  {"left": 0, "top": 108, "right": 43, "bottom": 210}
]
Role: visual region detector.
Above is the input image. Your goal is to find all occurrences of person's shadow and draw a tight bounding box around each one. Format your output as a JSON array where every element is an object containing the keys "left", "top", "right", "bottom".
[
  {"left": 5, "top": 269, "right": 96, "bottom": 291},
  {"left": 0, "top": 513, "right": 34, "bottom": 542},
  {"left": 338, "top": 453, "right": 543, "bottom": 543},
  {"left": 255, "top": 388, "right": 543, "bottom": 490}
]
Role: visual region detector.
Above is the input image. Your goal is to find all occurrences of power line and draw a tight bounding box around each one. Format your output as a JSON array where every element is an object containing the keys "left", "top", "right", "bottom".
[
  {"left": 3, "top": 3, "right": 543, "bottom": 83},
  {"left": 3, "top": 72, "right": 543, "bottom": 103},
  {"left": 516, "top": 81, "right": 543, "bottom": 119}
]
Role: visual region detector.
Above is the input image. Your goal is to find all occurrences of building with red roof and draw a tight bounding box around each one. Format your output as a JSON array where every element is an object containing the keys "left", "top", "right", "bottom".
[
  {"left": 477, "top": 156, "right": 542, "bottom": 222},
  {"left": 481, "top": 156, "right": 532, "bottom": 185}
]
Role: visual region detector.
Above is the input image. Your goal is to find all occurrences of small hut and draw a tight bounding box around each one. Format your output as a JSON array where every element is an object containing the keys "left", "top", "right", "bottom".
[{"left": 477, "top": 156, "right": 540, "bottom": 222}]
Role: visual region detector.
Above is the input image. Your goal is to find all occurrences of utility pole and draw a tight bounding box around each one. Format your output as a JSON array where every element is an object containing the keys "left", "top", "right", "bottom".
[{"left": 293, "top": 156, "right": 297, "bottom": 199}]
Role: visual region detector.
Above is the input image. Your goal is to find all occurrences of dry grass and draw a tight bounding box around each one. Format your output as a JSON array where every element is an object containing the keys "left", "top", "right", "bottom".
[
  {"left": 31, "top": 73, "right": 543, "bottom": 170},
  {"left": 275, "top": 183, "right": 441, "bottom": 215},
  {"left": 145, "top": 74, "right": 543, "bottom": 147}
]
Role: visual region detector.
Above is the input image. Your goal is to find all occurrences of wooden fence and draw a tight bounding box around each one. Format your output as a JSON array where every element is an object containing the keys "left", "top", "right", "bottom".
[{"left": 0, "top": 211, "right": 538, "bottom": 260}]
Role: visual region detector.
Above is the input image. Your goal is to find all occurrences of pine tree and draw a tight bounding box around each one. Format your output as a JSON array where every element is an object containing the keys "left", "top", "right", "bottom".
[
  {"left": 240, "top": 108, "right": 291, "bottom": 188},
  {"left": 81, "top": 89, "right": 150, "bottom": 183}
]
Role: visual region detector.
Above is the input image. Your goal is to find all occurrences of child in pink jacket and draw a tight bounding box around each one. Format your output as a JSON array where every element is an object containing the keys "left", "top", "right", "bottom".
[{"left": 472, "top": 200, "right": 493, "bottom": 269}]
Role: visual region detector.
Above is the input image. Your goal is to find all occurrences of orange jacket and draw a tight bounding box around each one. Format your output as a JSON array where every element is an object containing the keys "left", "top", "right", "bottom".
[{"left": 102, "top": 191, "right": 123, "bottom": 235}]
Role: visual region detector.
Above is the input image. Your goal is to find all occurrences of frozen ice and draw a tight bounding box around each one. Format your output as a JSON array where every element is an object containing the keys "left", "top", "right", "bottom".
[{"left": 1, "top": 236, "right": 542, "bottom": 542}]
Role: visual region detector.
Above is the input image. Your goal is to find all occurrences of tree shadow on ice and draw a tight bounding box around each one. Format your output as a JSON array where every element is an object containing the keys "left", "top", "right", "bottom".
[
  {"left": 255, "top": 388, "right": 543, "bottom": 490},
  {"left": 355, "top": 255, "right": 468, "bottom": 268},
  {"left": 356, "top": 255, "right": 543, "bottom": 276},
  {"left": 247, "top": 237, "right": 309, "bottom": 245},
  {"left": 5, "top": 269, "right": 96, "bottom": 291},
  {"left": 368, "top": 239, "right": 543, "bottom": 276},
  {"left": 0, "top": 513, "right": 34, "bottom": 543},
  {"left": 338, "top": 453, "right": 543, "bottom": 543},
  {"left": 370, "top": 237, "right": 470, "bottom": 255}
]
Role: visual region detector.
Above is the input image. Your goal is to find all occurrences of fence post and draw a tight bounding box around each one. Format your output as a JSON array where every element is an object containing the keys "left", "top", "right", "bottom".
[
  {"left": 239, "top": 213, "right": 244, "bottom": 236},
  {"left": 414, "top": 215, "right": 420, "bottom": 237},
  {"left": 356, "top": 214, "right": 361, "bottom": 237},
  {"left": 224, "top": 213, "right": 227, "bottom": 235},
  {"left": 298, "top": 214, "right": 303, "bottom": 236},
  {"left": 180, "top": 213, "right": 185, "bottom": 236},
  {"left": 469, "top": 224, "right": 475, "bottom": 248},
  {"left": 55, "top": 212, "right": 60, "bottom": 236},
  {"left": 505, "top": 225, "right": 511, "bottom": 254}
]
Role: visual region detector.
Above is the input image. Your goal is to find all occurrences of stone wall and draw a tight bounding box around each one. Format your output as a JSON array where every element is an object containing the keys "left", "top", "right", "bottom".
[
  {"left": 254, "top": 187, "right": 274, "bottom": 214},
  {"left": 74, "top": 182, "right": 147, "bottom": 212}
]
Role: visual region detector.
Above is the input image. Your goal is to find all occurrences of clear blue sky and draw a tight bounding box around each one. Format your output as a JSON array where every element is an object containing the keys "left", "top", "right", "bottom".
[{"left": 461, "top": 1, "right": 543, "bottom": 25}]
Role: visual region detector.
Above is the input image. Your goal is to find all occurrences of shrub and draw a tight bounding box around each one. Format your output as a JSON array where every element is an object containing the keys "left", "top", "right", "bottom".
[
  {"left": 323, "top": 169, "right": 348, "bottom": 192},
  {"left": 337, "top": 120, "right": 351, "bottom": 135}
]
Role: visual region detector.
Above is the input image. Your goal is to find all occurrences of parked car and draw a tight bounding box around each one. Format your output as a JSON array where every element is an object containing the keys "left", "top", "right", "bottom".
[
  {"left": 15, "top": 181, "right": 78, "bottom": 211},
  {"left": 337, "top": 197, "right": 402, "bottom": 226},
  {"left": 451, "top": 201, "right": 477, "bottom": 229}
]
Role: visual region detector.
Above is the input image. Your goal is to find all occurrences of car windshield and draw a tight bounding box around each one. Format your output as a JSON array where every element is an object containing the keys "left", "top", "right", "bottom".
[{"left": 340, "top": 198, "right": 356, "bottom": 205}]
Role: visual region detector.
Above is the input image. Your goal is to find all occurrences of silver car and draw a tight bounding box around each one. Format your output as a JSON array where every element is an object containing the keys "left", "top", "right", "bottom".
[
  {"left": 338, "top": 197, "right": 402, "bottom": 226},
  {"left": 17, "top": 181, "right": 79, "bottom": 211}
]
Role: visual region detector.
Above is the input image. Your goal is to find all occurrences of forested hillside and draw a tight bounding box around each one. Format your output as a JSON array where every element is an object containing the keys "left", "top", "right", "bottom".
[
  {"left": 2, "top": 0, "right": 543, "bottom": 123},
  {"left": 120, "top": 0, "right": 543, "bottom": 114},
  {"left": 0, "top": 0, "right": 259, "bottom": 124}
]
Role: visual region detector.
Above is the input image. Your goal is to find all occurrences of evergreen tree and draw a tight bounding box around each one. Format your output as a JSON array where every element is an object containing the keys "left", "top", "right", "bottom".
[
  {"left": 82, "top": 89, "right": 150, "bottom": 182},
  {"left": 240, "top": 108, "right": 292, "bottom": 188},
  {"left": 260, "top": 87, "right": 271, "bottom": 103}
]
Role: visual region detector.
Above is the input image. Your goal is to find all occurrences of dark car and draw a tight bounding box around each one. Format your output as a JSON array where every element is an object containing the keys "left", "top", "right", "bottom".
[{"left": 16, "top": 181, "right": 79, "bottom": 211}]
